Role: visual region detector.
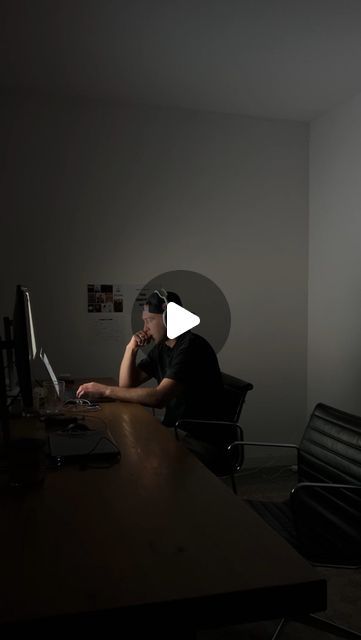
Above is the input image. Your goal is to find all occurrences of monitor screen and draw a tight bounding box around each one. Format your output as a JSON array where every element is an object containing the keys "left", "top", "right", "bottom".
[{"left": 13, "top": 285, "right": 37, "bottom": 409}]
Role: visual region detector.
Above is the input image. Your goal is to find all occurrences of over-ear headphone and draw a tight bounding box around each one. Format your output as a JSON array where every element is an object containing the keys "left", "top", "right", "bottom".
[{"left": 153, "top": 288, "right": 168, "bottom": 327}]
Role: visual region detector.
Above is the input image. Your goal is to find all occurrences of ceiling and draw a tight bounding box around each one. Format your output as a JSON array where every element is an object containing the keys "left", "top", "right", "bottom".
[{"left": 2, "top": 0, "right": 361, "bottom": 121}]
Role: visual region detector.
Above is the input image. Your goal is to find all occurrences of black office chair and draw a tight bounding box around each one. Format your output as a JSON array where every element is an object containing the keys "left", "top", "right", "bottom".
[
  {"left": 175, "top": 372, "right": 253, "bottom": 484},
  {"left": 221, "top": 372, "right": 254, "bottom": 423},
  {"left": 228, "top": 402, "right": 361, "bottom": 639}
]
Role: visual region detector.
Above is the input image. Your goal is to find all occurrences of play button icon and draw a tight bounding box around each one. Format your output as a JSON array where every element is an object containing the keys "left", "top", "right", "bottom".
[
  {"left": 132, "top": 270, "right": 231, "bottom": 354},
  {"left": 166, "top": 302, "right": 200, "bottom": 339}
]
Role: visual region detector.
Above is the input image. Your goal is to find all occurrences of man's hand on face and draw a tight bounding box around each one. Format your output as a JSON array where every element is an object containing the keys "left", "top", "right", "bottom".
[{"left": 128, "top": 329, "right": 152, "bottom": 351}]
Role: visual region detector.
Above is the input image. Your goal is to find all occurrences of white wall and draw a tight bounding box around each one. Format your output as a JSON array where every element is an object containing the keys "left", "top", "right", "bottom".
[
  {"left": 309, "top": 92, "right": 361, "bottom": 416},
  {"left": 1, "top": 96, "right": 309, "bottom": 454}
]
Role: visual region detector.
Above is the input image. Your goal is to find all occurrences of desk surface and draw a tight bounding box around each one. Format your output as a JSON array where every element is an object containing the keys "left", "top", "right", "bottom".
[{"left": 0, "top": 402, "right": 326, "bottom": 631}]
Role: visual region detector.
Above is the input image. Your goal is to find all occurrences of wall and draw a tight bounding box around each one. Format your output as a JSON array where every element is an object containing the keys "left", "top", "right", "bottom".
[
  {"left": 1, "top": 96, "right": 309, "bottom": 456},
  {"left": 309, "top": 91, "right": 361, "bottom": 415}
]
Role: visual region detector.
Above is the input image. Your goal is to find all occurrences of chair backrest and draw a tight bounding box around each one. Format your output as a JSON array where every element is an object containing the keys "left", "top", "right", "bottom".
[
  {"left": 295, "top": 402, "right": 361, "bottom": 563},
  {"left": 221, "top": 372, "right": 253, "bottom": 423},
  {"left": 298, "top": 402, "right": 361, "bottom": 485}
]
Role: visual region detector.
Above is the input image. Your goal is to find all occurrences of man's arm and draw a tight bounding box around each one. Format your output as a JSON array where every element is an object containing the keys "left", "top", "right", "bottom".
[
  {"left": 76, "top": 377, "right": 181, "bottom": 409},
  {"left": 119, "top": 331, "right": 152, "bottom": 387}
]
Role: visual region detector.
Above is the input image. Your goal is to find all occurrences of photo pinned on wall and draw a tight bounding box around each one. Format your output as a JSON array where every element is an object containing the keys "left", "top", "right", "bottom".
[{"left": 87, "top": 284, "right": 124, "bottom": 313}]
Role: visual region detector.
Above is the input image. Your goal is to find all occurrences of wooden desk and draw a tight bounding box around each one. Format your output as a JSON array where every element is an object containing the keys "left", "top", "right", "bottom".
[{"left": 0, "top": 403, "right": 326, "bottom": 632}]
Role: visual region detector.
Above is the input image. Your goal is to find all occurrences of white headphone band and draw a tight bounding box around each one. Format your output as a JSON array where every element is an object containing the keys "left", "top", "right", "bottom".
[
  {"left": 154, "top": 288, "right": 168, "bottom": 305},
  {"left": 153, "top": 289, "right": 168, "bottom": 327}
]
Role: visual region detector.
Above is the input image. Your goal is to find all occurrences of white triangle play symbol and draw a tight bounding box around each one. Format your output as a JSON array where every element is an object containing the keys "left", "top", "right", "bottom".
[{"left": 166, "top": 302, "right": 200, "bottom": 339}]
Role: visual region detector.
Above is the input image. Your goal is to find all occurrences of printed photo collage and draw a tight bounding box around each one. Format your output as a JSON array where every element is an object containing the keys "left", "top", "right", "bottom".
[{"left": 87, "top": 284, "right": 123, "bottom": 313}]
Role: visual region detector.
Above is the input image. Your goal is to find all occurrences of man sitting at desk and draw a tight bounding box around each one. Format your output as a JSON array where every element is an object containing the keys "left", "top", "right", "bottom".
[{"left": 76, "top": 290, "right": 225, "bottom": 470}]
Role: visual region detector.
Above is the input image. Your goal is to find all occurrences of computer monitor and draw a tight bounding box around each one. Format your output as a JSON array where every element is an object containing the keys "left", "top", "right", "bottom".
[
  {"left": 12, "top": 285, "right": 37, "bottom": 409},
  {"left": 0, "top": 341, "right": 9, "bottom": 445}
]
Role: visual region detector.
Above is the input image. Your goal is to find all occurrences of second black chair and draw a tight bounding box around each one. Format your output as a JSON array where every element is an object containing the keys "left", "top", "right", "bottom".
[
  {"left": 228, "top": 402, "right": 361, "bottom": 639},
  {"left": 175, "top": 372, "right": 253, "bottom": 482}
]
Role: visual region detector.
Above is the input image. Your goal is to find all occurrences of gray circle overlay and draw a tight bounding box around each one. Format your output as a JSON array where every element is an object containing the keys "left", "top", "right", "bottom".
[{"left": 131, "top": 270, "right": 231, "bottom": 355}]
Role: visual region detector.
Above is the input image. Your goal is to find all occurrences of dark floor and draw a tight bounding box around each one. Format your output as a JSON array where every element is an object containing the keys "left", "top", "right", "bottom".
[{"left": 198, "top": 466, "right": 361, "bottom": 639}]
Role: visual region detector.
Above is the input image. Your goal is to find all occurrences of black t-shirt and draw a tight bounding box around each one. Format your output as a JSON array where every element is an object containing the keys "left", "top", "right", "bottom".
[{"left": 138, "top": 331, "right": 224, "bottom": 428}]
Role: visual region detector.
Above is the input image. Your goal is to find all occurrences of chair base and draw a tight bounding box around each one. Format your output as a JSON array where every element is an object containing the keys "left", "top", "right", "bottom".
[{"left": 272, "top": 614, "right": 361, "bottom": 639}]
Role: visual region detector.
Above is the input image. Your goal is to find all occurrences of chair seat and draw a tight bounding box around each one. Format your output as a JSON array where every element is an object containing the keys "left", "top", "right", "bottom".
[{"left": 247, "top": 496, "right": 361, "bottom": 565}]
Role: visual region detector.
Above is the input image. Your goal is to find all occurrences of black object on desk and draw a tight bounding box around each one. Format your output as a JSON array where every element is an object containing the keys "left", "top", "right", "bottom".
[{"left": 48, "top": 428, "right": 120, "bottom": 464}]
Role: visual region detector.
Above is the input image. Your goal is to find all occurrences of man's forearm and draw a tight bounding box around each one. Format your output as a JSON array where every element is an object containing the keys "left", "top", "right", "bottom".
[
  {"left": 105, "top": 384, "right": 163, "bottom": 408},
  {"left": 119, "top": 345, "right": 137, "bottom": 387}
]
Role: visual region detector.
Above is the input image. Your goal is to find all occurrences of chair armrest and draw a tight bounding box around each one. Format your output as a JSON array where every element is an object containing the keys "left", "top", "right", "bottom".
[
  {"left": 291, "top": 481, "right": 361, "bottom": 497},
  {"left": 177, "top": 419, "right": 240, "bottom": 429},
  {"left": 226, "top": 441, "right": 298, "bottom": 495},
  {"left": 228, "top": 441, "right": 299, "bottom": 452},
  {"left": 291, "top": 481, "right": 361, "bottom": 515},
  {"left": 290, "top": 481, "right": 361, "bottom": 563},
  {"left": 175, "top": 419, "right": 242, "bottom": 445}
]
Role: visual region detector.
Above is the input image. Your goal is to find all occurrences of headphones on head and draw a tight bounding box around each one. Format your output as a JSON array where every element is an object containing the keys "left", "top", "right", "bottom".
[{"left": 153, "top": 288, "right": 168, "bottom": 327}]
